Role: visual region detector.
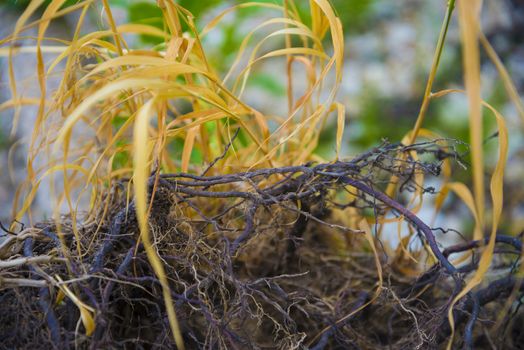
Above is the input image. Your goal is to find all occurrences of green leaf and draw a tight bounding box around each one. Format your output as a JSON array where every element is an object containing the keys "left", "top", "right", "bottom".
[
  {"left": 128, "top": 2, "right": 164, "bottom": 45},
  {"left": 250, "top": 73, "right": 286, "bottom": 97}
]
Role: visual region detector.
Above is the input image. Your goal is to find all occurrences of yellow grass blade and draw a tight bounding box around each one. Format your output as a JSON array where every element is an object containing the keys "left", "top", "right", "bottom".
[
  {"left": 133, "top": 99, "right": 185, "bottom": 349},
  {"left": 118, "top": 23, "right": 171, "bottom": 39},
  {"left": 0, "top": 98, "right": 41, "bottom": 111},
  {"left": 32, "top": 0, "right": 67, "bottom": 153},
  {"left": 181, "top": 126, "right": 199, "bottom": 173},
  {"left": 479, "top": 31, "right": 524, "bottom": 126},
  {"left": 445, "top": 99, "right": 508, "bottom": 349},
  {"left": 360, "top": 220, "right": 383, "bottom": 287},
  {"left": 83, "top": 55, "right": 202, "bottom": 78},
  {"left": 334, "top": 103, "right": 345, "bottom": 160},
  {"left": 458, "top": 0, "right": 484, "bottom": 229},
  {"left": 0, "top": 45, "right": 66, "bottom": 56},
  {"left": 311, "top": 0, "right": 344, "bottom": 77},
  {"left": 101, "top": 0, "right": 125, "bottom": 55},
  {"left": 55, "top": 275, "right": 95, "bottom": 336},
  {"left": 438, "top": 182, "right": 482, "bottom": 240}
]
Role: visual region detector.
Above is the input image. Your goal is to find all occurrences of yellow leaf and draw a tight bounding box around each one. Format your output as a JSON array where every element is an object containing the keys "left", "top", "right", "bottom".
[
  {"left": 458, "top": 0, "right": 484, "bottom": 230},
  {"left": 446, "top": 100, "right": 508, "bottom": 349},
  {"left": 55, "top": 275, "right": 95, "bottom": 336},
  {"left": 442, "top": 182, "right": 482, "bottom": 240},
  {"left": 133, "top": 100, "right": 185, "bottom": 350},
  {"left": 181, "top": 126, "right": 199, "bottom": 173},
  {"left": 479, "top": 31, "right": 524, "bottom": 126},
  {"left": 334, "top": 103, "right": 345, "bottom": 160},
  {"left": 360, "top": 219, "right": 383, "bottom": 288}
]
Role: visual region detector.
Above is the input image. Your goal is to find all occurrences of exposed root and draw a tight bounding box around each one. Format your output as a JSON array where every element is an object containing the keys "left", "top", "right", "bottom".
[{"left": 1, "top": 141, "right": 522, "bottom": 349}]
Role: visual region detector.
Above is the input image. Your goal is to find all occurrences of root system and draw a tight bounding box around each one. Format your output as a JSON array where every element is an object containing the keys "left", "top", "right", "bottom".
[{"left": 1, "top": 141, "right": 522, "bottom": 349}]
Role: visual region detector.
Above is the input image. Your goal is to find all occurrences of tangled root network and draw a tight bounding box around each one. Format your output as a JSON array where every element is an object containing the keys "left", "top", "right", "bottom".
[{"left": 1, "top": 141, "right": 523, "bottom": 349}]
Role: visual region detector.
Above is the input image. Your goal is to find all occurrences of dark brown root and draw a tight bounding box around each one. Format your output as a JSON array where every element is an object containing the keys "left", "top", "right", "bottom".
[{"left": 1, "top": 141, "right": 522, "bottom": 349}]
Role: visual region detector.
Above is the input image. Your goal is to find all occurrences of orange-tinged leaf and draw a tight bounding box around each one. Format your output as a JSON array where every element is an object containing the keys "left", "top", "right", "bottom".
[
  {"left": 181, "top": 126, "right": 199, "bottom": 173},
  {"left": 334, "top": 103, "right": 345, "bottom": 160},
  {"left": 458, "top": 0, "right": 484, "bottom": 229},
  {"left": 479, "top": 31, "right": 524, "bottom": 126},
  {"left": 83, "top": 55, "right": 202, "bottom": 79},
  {"left": 133, "top": 100, "right": 185, "bottom": 350},
  {"left": 311, "top": 0, "right": 344, "bottom": 76},
  {"left": 446, "top": 99, "right": 508, "bottom": 349},
  {"left": 440, "top": 182, "right": 482, "bottom": 240},
  {"left": 55, "top": 275, "right": 95, "bottom": 336},
  {"left": 360, "top": 219, "right": 383, "bottom": 287},
  {"left": 133, "top": 100, "right": 153, "bottom": 239}
]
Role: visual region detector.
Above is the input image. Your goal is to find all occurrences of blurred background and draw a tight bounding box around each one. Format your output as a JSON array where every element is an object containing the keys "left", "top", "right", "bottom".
[{"left": 1, "top": 0, "right": 523, "bottom": 232}]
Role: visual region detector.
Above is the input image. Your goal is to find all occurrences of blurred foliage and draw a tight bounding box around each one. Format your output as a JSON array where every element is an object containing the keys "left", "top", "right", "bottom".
[
  {"left": 0, "top": 126, "right": 9, "bottom": 150},
  {"left": 320, "top": 0, "right": 375, "bottom": 32},
  {"left": 175, "top": 0, "right": 221, "bottom": 16},
  {"left": 2, "top": 0, "right": 514, "bottom": 159},
  {"left": 3, "top": 0, "right": 78, "bottom": 9},
  {"left": 127, "top": 2, "right": 164, "bottom": 45},
  {"left": 122, "top": 0, "right": 374, "bottom": 95}
]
